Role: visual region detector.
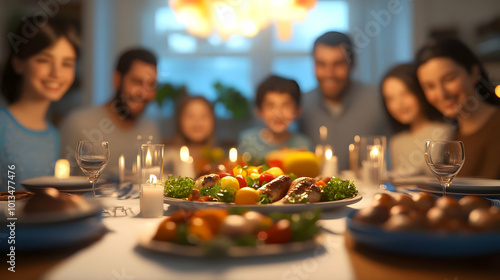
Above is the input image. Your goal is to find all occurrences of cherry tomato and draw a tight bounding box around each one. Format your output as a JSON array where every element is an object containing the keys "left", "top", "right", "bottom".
[
  {"left": 259, "top": 173, "right": 275, "bottom": 186},
  {"left": 257, "top": 219, "right": 292, "bottom": 244},
  {"left": 315, "top": 181, "right": 326, "bottom": 188},
  {"left": 218, "top": 172, "right": 230, "bottom": 179},
  {"left": 235, "top": 175, "right": 247, "bottom": 189}
]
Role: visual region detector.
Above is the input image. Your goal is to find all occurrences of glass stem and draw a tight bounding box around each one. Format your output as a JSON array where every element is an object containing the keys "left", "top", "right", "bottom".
[
  {"left": 442, "top": 182, "right": 450, "bottom": 196},
  {"left": 92, "top": 181, "right": 96, "bottom": 198}
]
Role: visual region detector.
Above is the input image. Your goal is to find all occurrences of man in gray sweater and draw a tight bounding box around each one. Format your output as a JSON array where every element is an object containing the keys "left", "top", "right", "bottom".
[{"left": 300, "top": 31, "right": 392, "bottom": 172}]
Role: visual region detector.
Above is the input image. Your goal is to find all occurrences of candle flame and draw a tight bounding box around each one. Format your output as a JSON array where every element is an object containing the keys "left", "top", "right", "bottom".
[
  {"left": 149, "top": 174, "right": 158, "bottom": 184},
  {"left": 180, "top": 146, "right": 190, "bottom": 162},
  {"left": 229, "top": 148, "right": 238, "bottom": 162},
  {"left": 370, "top": 146, "right": 379, "bottom": 158},
  {"left": 325, "top": 149, "right": 332, "bottom": 160},
  {"left": 146, "top": 150, "right": 152, "bottom": 167},
  {"left": 54, "top": 159, "right": 70, "bottom": 179}
]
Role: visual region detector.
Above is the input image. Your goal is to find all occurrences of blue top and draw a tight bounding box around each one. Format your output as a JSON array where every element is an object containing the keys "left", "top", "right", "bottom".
[
  {"left": 238, "top": 127, "right": 313, "bottom": 163},
  {"left": 0, "top": 107, "right": 60, "bottom": 191}
]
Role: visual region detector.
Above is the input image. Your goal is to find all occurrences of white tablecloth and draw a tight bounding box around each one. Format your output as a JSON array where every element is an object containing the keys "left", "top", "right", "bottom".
[{"left": 43, "top": 184, "right": 382, "bottom": 280}]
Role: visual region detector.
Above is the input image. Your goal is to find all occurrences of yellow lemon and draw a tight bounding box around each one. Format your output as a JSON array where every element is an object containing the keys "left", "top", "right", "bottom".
[
  {"left": 234, "top": 187, "right": 260, "bottom": 205},
  {"left": 266, "top": 167, "right": 284, "bottom": 178},
  {"left": 220, "top": 176, "right": 239, "bottom": 192},
  {"left": 283, "top": 151, "right": 321, "bottom": 177}
]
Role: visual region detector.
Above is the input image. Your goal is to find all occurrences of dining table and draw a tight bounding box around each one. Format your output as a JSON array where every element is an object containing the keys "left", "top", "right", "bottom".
[{"left": 2, "top": 180, "right": 500, "bottom": 280}]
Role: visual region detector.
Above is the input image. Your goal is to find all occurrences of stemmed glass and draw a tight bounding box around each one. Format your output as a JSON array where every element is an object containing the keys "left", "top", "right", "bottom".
[
  {"left": 76, "top": 141, "right": 110, "bottom": 198},
  {"left": 424, "top": 141, "right": 465, "bottom": 196}
]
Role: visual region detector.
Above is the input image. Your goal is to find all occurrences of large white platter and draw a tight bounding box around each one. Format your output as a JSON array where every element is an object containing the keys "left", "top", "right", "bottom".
[{"left": 164, "top": 193, "right": 362, "bottom": 213}]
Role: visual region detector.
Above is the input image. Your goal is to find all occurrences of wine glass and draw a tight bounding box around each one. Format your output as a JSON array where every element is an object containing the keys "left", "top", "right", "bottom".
[
  {"left": 76, "top": 141, "right": 110, "bottom": 198},
  {"left": 424, "top": 141, "right": 465, "bottom": 196}
]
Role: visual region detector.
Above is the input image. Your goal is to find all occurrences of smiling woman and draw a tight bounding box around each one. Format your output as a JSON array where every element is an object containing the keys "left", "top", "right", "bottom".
[{"left": 0, "top": 16, "right": 80, "bottom": 190}]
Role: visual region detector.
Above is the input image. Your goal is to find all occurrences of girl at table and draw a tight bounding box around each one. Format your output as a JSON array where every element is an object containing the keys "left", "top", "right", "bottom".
[
  {"left": 381, "top": 64, "right": 454, "bottom": 177},
  {"left": 415, "top": 37, "right": 500, "bottom": 179},
  {"left": 0, "top": 17, "right": 80, "bottom": 190},
  {"left": 163, "top": 96, "right": 218, "bottom": 177}
]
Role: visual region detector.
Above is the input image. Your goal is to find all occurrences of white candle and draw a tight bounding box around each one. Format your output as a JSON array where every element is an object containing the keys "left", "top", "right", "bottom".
[
  {"left": 119, "top": 154, "right": 125, "bottom": 183},
  {"left": 178, "top": 146, "right": 195, "bottom": 178},
  {"left": 55, "top": 159, "right": 70, "bottom": 179},
  {"left": 140, "top": 175, "right": 164, "bottom": 218},
  {"left": 321, "top": 148, "right": 338, "bottom": 177}
]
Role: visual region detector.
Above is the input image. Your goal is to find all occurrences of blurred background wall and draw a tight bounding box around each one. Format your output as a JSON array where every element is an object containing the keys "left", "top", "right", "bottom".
[{"left": 1, "top": 0, "right": 499, "bottom": 145}]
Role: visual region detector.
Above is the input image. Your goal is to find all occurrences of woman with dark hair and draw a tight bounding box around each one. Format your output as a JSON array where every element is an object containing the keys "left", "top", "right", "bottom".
[
  {"left": 163, "top": 95, "right": 217, "bottom": 177},
  {"left": 381, "top": 64, "right": 454, "bottom": 177},
  {"left": 416, "top": 37, "right": 500, "bottom": 179},
  {"left": 0, "top": 16, "right": 79, "bottom": 190}
]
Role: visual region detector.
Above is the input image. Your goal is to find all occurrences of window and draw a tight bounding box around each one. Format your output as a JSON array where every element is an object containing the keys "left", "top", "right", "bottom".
[{"left": 147, "top": 1, "right": 350, "bottom": 118}]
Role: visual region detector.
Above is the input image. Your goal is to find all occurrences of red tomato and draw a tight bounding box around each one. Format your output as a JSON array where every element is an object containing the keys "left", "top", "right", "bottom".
[
  {"left": 257, "top": 219, "right": 292, "bottom": 244},
  {"left": 259, "top": 173, "right": 275, "bottom": 186},
  {"left": 235, "top": 175, "right": 247, "bottom": 189},
  {"left": 218, "top": 172, "right": 230, "bottom": 179}
]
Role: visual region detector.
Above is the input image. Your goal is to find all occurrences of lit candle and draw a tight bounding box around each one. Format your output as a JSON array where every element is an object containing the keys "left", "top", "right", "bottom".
[
  {"left": 363, "top": 145, "right": 381, "bottom": 184},
  {"left": 54, "top": 159, "right": 70, "bottom": 179},
  {"left": 229, "top": 147, "right": 238, "bottom": 163},
  {"left": 141, "top": 150, "right": 161, "bottom": 183},
  {"left": 119, "top": 154, "right": 125, "bottom": 183},
  {"left": 321, "top": 148, "right": 338, "bottom": 177},
  {"left": 370, "top": 146, "right": 380, "bottom": 161},
  {"left": 140, "top": 174, "right": 164, "bottom": 218},
  {"left": 179, "top": 146, "right": 195, "bottom": 178}
]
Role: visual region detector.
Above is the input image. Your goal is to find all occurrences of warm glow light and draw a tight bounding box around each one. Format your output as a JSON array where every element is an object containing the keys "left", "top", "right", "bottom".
[
  {"left": 169, "top": 0, "right": 317, "bottom": 40},
  {"left": 180, "top": 146, "right": 190, "bottom": 162},
  {"left": 325, "top": 149, "right": 332, "bottom": 160},
  {"left": 496, "top": 85, "right": 500, "bottom": 99},
  {"left": 370, "top": 146, "right": 380, "bottom": 159},
  {"left": 319, "top": 126, "right": 327, "bottom": 141},
  {"left": 229, "top": 148, "right": 238, "bottom": 162},
  {"left": 148, "top": 174, "right": 158, "bottom": 184},
  {"left": 145, "top": 150, "right": 152, "bottom": 167},
  {"left": 119, "top": 155, "right": 125, "bottom": 182},
  {"left": 54, "top": 159, "right": 70, "bottom": 179}
]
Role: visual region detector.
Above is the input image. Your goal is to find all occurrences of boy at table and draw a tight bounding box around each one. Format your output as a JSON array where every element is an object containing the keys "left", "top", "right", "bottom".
[
  {"left": 238, "top": 75, "right": 312, "bottom": 164},
  {"left": 59, "top": 48, "right": 160, "bottom": 179}
]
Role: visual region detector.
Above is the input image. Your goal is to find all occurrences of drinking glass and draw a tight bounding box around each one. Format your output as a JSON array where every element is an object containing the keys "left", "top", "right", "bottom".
[
  {"left": 424, "top": 141, "right": 465, "bottom": 196},
  {"left": 76, "top": 141, "right": 110, "bottom": 198}
]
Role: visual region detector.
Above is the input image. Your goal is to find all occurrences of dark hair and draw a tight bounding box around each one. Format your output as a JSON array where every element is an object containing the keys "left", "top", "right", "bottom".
[
  {"left": 115, "top": 48, "right": 157, "bottom": 76},
  {"left": 381, "top": 64, "right": 444, "bottom": 132},
  {"left": 256, "top": 75, "right": 301, "bottom": 109},
  {"left": 1, "top": 16, "right": 80, "bottom": 104},
  {"left": 175, "top": 95, "right": 216, "bottom": 145},
  {"left": 313, "top": 31, "right": 354, "bottom": 65},
  {"left": 415, "top": 37, "right": 500, "bottom": 105}
]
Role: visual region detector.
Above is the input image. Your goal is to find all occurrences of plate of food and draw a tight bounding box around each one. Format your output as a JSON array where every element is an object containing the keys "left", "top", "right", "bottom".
[
  {"left": 138, "top": 207, "right": 323, "bottom": 257},
  {"left": 0, "top": 187, "right": 104, "bottom": 251},
  {"left": 162, "top": 167, "right": 361, "bottom": 213},
  {"left": 347, "top": 192, "right": 500, "bottom": 257}
]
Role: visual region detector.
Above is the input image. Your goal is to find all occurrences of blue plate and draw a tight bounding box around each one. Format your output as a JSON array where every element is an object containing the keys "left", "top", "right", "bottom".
[{"left": 346, "top": 210, "right": 500, "bottom": 257}]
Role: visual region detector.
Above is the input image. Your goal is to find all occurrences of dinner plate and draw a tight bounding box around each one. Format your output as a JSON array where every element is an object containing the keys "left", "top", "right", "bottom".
[
  {"left": 21, "top": 176, "right": 108, "bottom": 193},
  {"left": 392, "top": 176, "right": 500, "bottom": 194},
  {"left": 138, "top": 226, "right": 322, "bottom": 257},
  {"left": 164, "top": 193, "right": 362, "bottom": 213},
  {"left": 1, "top": 213, "right": 104, "bottom": 251},
  {"left": 346, "top": 210, "right": 500, "bottom": 257}
]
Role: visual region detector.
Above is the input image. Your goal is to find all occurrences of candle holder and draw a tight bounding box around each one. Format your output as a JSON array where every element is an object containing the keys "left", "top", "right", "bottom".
[
  {"left": 359, "top": 136, "right": 387, "bottom": 185},
  {"left": 140, "top": 144, "right": 164, "bottom": 218}
]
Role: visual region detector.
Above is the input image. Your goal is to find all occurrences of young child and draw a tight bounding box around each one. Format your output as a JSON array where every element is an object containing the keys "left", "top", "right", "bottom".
[
  {"left": 381, "top": 64, "right": 454, "bottom": 177},
  {"left": 0, "top": 17, "right": 80, "bottom": 190},
  {"left": 164, "top": 96, "right": 217, "bottom": 176},
  {"left": 238, "top": 75, "right": 312, "bottom": 164}
]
